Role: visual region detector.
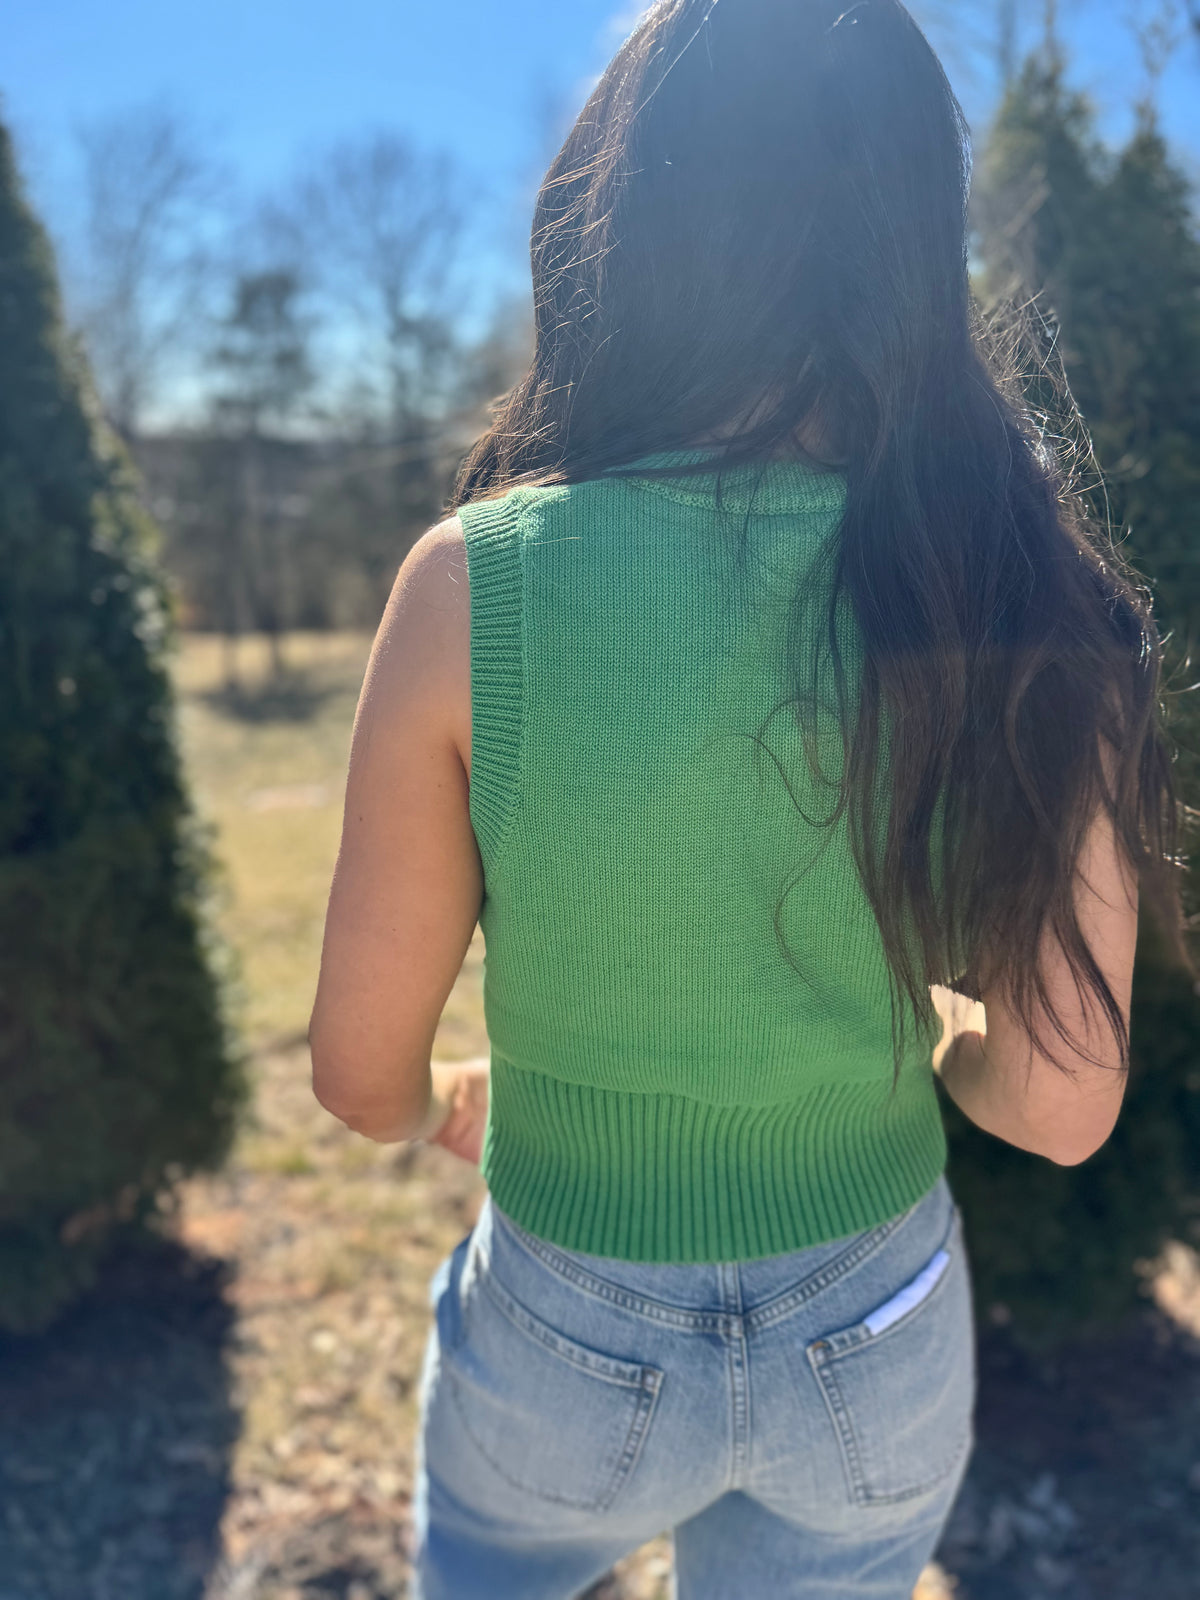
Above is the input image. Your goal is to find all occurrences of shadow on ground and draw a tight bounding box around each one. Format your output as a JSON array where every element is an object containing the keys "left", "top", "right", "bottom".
[
  {"left": 2, "top": 1240, "right": 1198, "bottom": 1599},
  {"left": 0, "top": 1235, "right": 237, "bottom": 1600},
  {"left": 207, "top": 1511, "right": 411, "bottom": 1600},
  {"left": 935, "top": 1308, "right": 1200, "bottom": 1600},
  {"left": 199, "top": 671, "right": 342, "bottom": 725}
]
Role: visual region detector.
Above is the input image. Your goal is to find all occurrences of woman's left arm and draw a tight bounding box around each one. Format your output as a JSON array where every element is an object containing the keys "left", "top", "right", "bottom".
[{"left": 309, "top": 515, "right": 484, "bottom": 1147}]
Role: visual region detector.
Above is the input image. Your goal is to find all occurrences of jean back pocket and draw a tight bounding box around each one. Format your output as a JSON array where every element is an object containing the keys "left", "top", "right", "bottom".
[
  {"left": 442, "top": 1263, "right": 663, "bottom": 1513},
  {"left": 806, "top": 1207, "right": 975, "bottom": 1507}
]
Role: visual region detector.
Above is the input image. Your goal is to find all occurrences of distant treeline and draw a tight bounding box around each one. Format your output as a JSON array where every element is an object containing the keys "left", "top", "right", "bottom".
[
  {"left": 131, "top": 421, "right": 476, "bottom": 647},
  {"left": 47, "top": 109, "right": 535, "bottom": 655}
]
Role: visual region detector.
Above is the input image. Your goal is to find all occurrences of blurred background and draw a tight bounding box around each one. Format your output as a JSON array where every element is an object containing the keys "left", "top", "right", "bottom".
[{"left": 1, "top": 3, "right": 1200, "bottom": 1598}]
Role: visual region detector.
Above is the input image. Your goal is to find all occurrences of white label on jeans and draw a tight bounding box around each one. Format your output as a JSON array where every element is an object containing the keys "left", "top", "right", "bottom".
[{"left": 863, "top": 1247, "right": 951, "bottom": 1336}]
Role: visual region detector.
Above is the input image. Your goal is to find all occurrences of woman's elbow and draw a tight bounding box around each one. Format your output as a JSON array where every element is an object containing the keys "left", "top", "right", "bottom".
[
  {"left": 1037, "top": 1097, "right": 1124, "bottom": 1166},
  {"left": 308, "top": 1025, "right": 424, "bottom": 1139},
  {"left": 309, "top": 1070, "right": 420, "bottom": 1142},
  {"left": 1043, "top": 1132, "right": 1109, "bottom": 1167},
  {"left": 308, "top": 1011, "right": 349, "bottom": 1113},
  {"left": 309, "top": 1041, "right": 360, "bottom": 1123}
]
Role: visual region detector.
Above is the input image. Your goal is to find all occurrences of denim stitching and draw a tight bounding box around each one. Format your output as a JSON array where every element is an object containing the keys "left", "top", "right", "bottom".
[
  {"left": 599, "top": 1382, "right": 662, "bottom": 1512},
  {"left": 817, "top": 1207, "right": 963, "bottom": 1356},
  {"left": 805, "top": 1210, "right": 972, "bottom": 1506},
  {"left": 490, "top": 1208, "right": 736, "bottom": 1331},
  {"left": 477, "top": 1262, "right": 664, "bottom": 1389},
  {"left": 445, "top": 1367, "right": 657, "bottom": 1513},
  {"left": 809, "top": 1275, "right": 961, "bottom": 1505},
  {"left": 443, "top": 1248, "right": 665, "bottom": 1513},
  {"left": 808, "top": 1339, "right": 870, "bottom": 1504},
  {"left": 489, "top": 1194, "right": 939, "bottom": 1335},
  {"left": 742, "top": 1205, "right": 923, "bottom": 1335}
]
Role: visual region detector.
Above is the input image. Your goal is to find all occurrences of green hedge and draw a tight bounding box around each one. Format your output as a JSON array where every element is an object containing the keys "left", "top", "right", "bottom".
[
  {"left": 0, "top": 121, "right": 246, "bottom": 1333},
  {"left": 949, "top": 57, "right": 1200, "bottom": 1352}
]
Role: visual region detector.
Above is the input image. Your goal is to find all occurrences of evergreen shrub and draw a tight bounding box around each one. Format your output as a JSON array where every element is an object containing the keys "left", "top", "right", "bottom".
[
  {"left": 0, "top": 122, "right": 245, "bottom": 1333},
  {"left": 948, "top": 60, "right": 1200, "bottom": 1350}
]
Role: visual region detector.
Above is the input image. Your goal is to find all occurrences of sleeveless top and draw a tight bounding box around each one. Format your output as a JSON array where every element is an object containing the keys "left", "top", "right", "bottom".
[{"left": 458, "top": 448, "right": 946, "bottom": 1262}]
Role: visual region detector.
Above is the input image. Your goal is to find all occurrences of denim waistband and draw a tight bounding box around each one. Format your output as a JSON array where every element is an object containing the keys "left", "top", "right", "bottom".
[{"left": 481, "top": 1173, "right": 954, "bottom": 1336}]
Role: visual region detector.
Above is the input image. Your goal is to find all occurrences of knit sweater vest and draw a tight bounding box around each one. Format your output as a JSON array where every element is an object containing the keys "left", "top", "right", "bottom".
[{"left": 459, "top": 448, "right": 947, "bottom": 1262}]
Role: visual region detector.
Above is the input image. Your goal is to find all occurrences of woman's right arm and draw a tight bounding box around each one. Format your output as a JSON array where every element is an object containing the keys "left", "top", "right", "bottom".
[{"left": 937, "top": 789, "right": 1139, "bottom": 1167}]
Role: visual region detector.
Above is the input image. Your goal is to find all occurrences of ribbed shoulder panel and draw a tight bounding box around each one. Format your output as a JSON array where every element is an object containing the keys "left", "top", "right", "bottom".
[{"left": 459, "top": 489, "right": 528, "bottom": 874}]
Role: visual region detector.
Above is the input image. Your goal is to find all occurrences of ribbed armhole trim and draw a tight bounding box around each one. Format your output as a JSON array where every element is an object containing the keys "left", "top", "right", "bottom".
[{"left": 459, "top": 492, "right": 526, "bottom": 873}]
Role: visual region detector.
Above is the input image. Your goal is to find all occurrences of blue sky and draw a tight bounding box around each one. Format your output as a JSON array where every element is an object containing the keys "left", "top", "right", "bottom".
[
  {"left": 5, "top": 0, "right": 1199, "bottom": 399},
  {"left": 7, "top": 2, "right": 1199, "bottom": 242},
  {"left": 5, "top": 2, "right": 625, "bottom": 189},
  {"left": 6, "top": 0, "right": 644, "bottom": 293}
]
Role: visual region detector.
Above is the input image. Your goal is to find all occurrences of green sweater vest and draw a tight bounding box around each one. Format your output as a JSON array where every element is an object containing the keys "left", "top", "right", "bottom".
[{"left": 459, "top": 449, "right": 946, "bottom": 1262}]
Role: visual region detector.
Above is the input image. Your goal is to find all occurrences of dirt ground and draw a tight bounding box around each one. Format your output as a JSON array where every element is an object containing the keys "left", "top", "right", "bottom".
[
  {"left": 1, "top": 1039, "right": 1197, "bottom": 1600},
  {"left": 2, "top": 634, "right": 1197, "bottom": 1600}
]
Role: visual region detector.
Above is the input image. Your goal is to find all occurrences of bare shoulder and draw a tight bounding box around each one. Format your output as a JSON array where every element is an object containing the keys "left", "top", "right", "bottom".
[
  {"left": 395, "top": 513, "right": 468, "bottom": 607},
  {"left": 359, "top": 515, "right": 471, "bottom": 769}
]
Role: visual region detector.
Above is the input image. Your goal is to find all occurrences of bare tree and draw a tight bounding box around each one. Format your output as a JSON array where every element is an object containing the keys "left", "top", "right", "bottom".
[
  {"left": 906, "top": 2, "right": 1028, "bottom": 118},
  {"left": 72, "top": 103, "right": 223, "bottom": 438},
  {"left": 210, "top": 269, "right": 315, "bottom": 436},
  {"left": 259, "top": 132, "right": 477, "bottom": 606},
  {"left": 207, "top": 269, "right": 317, "bottom": 678},
  {"left": 282, "top": 131, "right": 471, "bottom": 434},
  {"left": 1043, "top": 0, "right": 1061, "bottom": 60},
  {"left": 997, "top": 0, "right": 1020, "bottom": 86},
  {"left": 1124, "top": 0, "right": 1187, "bottom": 111}
]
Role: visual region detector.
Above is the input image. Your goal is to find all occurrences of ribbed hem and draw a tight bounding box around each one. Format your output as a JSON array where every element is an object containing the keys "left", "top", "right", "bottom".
[{"left": 480, "top": 1055, "right": 948, "bottom": 1263}]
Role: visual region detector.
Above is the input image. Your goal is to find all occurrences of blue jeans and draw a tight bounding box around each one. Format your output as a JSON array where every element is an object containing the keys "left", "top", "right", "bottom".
[{"left": 410, "top": 1172, "right": 975, "bottom": 1599}]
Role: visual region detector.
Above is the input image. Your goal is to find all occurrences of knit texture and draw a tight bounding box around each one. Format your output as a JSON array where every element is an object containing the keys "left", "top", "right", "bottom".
[{"left": 459, "top": 449, "right": 946, "bottom": 1262}]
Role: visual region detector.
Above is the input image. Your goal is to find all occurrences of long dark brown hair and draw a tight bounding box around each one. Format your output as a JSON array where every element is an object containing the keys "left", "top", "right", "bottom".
[{"left": 449, "top": 0, "right": 1194, "bottom": 1085}]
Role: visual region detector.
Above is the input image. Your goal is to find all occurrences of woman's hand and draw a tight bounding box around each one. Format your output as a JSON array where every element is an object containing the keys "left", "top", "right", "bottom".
[
  {"left": 930, "top": 983, "right": 987, "bottom": 1075},
  {"left": 421, "top": 1056, "right": 491, "bottom": 1166}
]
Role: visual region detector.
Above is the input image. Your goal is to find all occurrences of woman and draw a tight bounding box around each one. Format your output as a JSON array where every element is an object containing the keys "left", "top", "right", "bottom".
[{"left": 309, "top": 2, "right": 1189, "bottom": 1596}]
